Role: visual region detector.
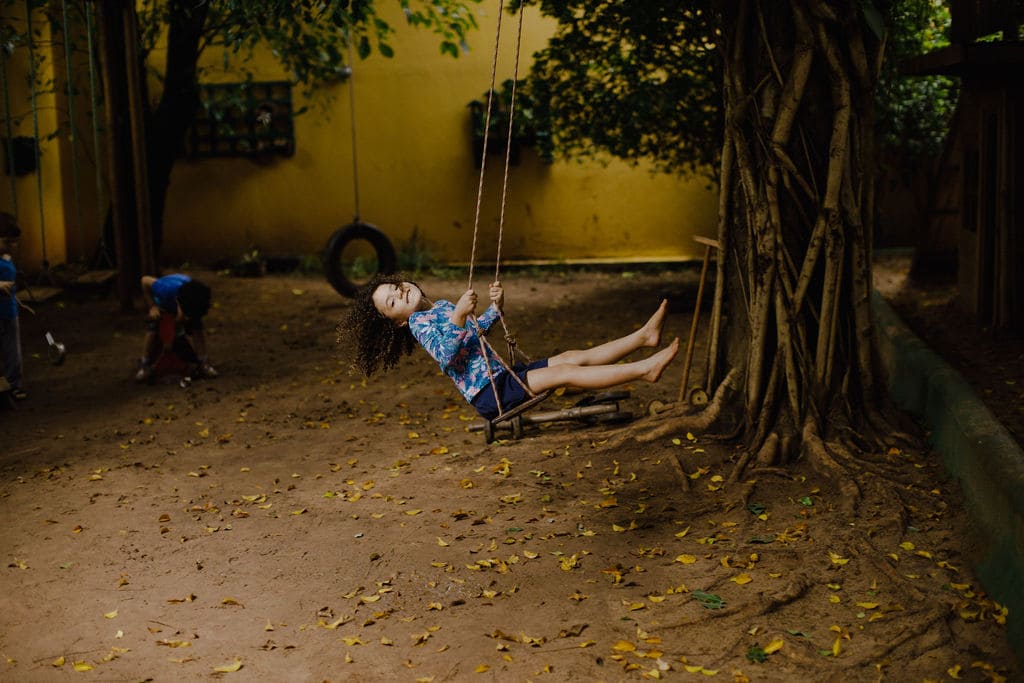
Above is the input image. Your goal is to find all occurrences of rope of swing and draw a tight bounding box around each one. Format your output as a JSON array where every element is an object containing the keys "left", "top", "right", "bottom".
[
  {"left": 347, "top": 27, "right": 361, "bottom": 221},
  {"left": 466, "top": 0, "right": 536, "bottom": 418}
]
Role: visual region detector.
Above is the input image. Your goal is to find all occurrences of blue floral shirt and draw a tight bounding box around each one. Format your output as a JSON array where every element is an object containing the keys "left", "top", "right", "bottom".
[{"left": 409, "top": 300, "right": 503, "bottom": 402}]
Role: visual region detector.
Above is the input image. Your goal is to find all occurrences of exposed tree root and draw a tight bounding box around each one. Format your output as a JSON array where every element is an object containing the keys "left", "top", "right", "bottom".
[
  {"left": 865, "top": 406, "right": 921, "bottom": 451},
  {"left": 801, "top": 418, "right": 860, "bottom": 515},
  {"left": 746, "top": 467, "right": 791, "bottom": 478},
  {"left": 666, "top": 451, "right": 692, "bottom": 493},
  {"left": 620, "top": 368, "right": 741, "bottom": 446},
  {"left": 856, "top": 540, "right": 927, "bottom": 603},
  {"left": 728, "top": 450, "right": 753, "bottom": 484},
  {"left": 734, "top": 478, "right": 757, "bottom": 508},
  {"left": 657, "top": 572, "right": 812, "bottom": 631},
  {"left": 843, "top": 608, "right": 950, "bottom": 667}
]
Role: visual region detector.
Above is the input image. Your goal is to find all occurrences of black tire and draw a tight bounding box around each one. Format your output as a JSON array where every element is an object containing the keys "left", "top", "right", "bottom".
[{"left": 323, "top": 222, "right": 397, "bottom": 298}]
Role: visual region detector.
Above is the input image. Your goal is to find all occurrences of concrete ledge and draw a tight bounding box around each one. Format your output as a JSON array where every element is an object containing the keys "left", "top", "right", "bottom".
[{"left": 874, "top": 291, "right": 1024, "bottom": 658}]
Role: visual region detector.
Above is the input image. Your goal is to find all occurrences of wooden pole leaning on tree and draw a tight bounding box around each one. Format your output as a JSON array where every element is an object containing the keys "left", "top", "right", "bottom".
[{"left": 677, "top": 235, "right": 720, "bottom": 404}]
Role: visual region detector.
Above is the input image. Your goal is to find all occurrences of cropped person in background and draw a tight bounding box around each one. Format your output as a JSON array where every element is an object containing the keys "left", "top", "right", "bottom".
[
  {"left": 0, "top": 213, "right": 26, "bottom": 401},
  {"left": 135, "top": 273, "right": 218, "bottom": 382}
]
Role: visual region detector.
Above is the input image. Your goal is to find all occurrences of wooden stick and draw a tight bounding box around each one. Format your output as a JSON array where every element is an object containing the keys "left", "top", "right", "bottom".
[{"left": 678, "top": 242, "right": 713, "bottom": 402}]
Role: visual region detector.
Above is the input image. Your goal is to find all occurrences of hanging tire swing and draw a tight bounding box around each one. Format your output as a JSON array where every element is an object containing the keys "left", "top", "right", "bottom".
[
  {"left": 323, "top": 27, "right": 395, "bottom": 298},
  {"left": 323, "top": 221, "right": 396, "bottom": 298}
]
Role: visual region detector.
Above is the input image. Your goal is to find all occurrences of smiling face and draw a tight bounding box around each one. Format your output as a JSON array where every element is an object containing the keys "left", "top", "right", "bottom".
[{"left": 372, "top": 281, "right": 425, "bottom": 323}]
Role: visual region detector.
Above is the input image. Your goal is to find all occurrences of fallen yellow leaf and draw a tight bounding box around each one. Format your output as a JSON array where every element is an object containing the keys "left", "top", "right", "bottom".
[
  {"left": 212, "top": 658, "right": 243, "bottom": 673},
  {"left": 157, "top": 640, "right": 192, "bottom": 648},
  {"left": 828, "top": 551, "right": 850, "bottom": 566}
]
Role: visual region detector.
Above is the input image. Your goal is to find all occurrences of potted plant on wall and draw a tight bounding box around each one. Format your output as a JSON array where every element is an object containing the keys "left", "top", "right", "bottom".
[{"left": 468, "top": 78, "right": 551, "bottom": 168}]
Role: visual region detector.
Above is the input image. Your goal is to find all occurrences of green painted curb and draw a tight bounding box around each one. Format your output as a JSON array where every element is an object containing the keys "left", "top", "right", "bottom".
[{"left": 874, "top": 291, "right": 1024, "bottom": 659}]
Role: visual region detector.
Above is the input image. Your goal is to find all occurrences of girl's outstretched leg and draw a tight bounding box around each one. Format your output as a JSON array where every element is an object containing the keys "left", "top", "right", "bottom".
[
  {"left": 527, "top": 337, "right": 680, "bottom": 394},
  {"left": 548, "top": 300, "right": 668, "bottom": 368}
]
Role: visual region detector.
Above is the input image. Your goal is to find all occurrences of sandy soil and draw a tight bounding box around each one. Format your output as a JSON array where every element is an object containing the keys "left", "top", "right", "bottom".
[{"left": 1, "top": 266, "right": 1018, "bottom": 682}]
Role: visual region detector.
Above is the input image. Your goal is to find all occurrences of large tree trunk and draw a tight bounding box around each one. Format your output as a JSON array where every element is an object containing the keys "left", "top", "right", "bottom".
[
  {"left": 145, "top": 0, "right": 210, "bottom": 255},
  {"left": 718, "top": 0, "right": 888, "bottom": 452},
  {"left": 100, "top": 1, "right": 208, "bottom": 266},
  {"left": 624, "top": 0, "right": 892, "bottom": 477}
]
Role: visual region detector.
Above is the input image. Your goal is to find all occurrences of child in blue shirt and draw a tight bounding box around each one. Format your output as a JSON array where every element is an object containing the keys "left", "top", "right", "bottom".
[
  {"left": 338, "top": 274, "right": 678, "bottom": 419},
  {"left": 135, "top": 273, "right": 218, "bottom": 382},
  {"left": 0, "top": 213, "right": 25, "bottom": 400}
]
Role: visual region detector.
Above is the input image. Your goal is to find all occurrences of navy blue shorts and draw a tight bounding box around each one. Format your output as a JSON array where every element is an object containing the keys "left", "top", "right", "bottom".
[{"left": 470, "top": 359, "right": 548, "bottom": 420}]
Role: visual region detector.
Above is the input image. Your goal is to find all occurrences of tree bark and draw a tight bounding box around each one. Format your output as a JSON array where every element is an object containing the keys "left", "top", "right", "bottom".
[
  {"left": 710, "top": 0, "right": 886, "bottom": 446},
  {"left": 96, "top": 0, "right": 137, "bottom": 310},
  {"left": 145, "top": 0, "right": 210, "bottom": 256}
]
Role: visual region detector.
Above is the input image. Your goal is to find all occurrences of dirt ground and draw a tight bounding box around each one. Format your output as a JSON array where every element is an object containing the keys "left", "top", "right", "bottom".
[{"left": 1, "top": 264, "right": 1019, "bottom": 682}]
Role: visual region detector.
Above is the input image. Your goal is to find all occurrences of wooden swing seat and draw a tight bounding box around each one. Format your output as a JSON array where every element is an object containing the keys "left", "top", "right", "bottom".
[
  {"left": 491, "top": 390, "right": 553, "bottom": 425},
  {"left": 470, "top": 390, "right": 633, "bottom": 443}
]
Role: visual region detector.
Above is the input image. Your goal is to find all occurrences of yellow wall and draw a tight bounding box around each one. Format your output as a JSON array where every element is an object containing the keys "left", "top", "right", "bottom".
[
  {"left": 3, "top": 4, "right": 717, "bottom": 273},
  {"left": 0, "top": 2, "right": 76, "bottom": 271},
  {"left": 161, "top": 5, "right": 717, "bottom": 265}
]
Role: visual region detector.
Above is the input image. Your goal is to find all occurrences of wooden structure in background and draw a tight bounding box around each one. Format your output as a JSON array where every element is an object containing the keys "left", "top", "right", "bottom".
[{"left": 904, "top": 1, "right": 1023, "bottom": 332}]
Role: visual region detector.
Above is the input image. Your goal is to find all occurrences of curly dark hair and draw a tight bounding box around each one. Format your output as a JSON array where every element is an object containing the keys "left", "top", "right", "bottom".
[
  {"left": 178, "top": 280, "right": 211, "bottom": 320},
  {"left": 336, "top": 273, "right": 419, "bottom": 376}
]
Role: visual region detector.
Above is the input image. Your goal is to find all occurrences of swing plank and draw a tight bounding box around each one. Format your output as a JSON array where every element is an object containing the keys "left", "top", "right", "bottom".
[
  {"left": 73, "top": 269, "right": 118, "bottom": 285},
  {"left": 491, "top": 390, "right": 552, "bottom": 425},
  {"left": 20, "top": 287, "right": 62, "bottom": 303}
]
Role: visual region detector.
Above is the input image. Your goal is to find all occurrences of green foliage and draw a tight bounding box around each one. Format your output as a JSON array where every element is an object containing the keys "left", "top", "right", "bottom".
[
  {"left": 469, "top": 78, "right": 552, "bottom": 162},
  {"left": 135, "top": 0, "right": 480, "bottom": 94},
  {"left": 522, "top": 1, "right": 721, "bottom": 177},
  {"left": 524, "top": 0, "right": 956, "bottom": 178},
  {"left": 877, "top": 0, "right": 958, "bottom": 167}
]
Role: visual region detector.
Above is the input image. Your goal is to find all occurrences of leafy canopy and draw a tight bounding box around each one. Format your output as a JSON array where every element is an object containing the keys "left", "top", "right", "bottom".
[
  {"left": 525, "top": 0, "right": 721, "bottom": 176},
  {"left": 523, "top": 0, "right": 955, "bottom": 175},
  {"left": 134, "top": 0, "right": 482, "bottom": 88}
]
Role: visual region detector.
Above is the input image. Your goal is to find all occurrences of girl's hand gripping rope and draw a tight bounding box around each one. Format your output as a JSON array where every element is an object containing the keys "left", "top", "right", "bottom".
[
  {"left": 452, "top": 288, "right": 478, "bottom": 327},
  {"left": 488, "top": 281, "right": 504, "bottom": 312}
]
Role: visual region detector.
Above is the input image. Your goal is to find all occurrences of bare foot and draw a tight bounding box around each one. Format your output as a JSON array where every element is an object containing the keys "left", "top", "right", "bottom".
[
  {"left": 640, "top": 299, "right": 669, "bottom": 347},
  {"left": 642, "top": 337, "right": 679, "bottom": 383}
]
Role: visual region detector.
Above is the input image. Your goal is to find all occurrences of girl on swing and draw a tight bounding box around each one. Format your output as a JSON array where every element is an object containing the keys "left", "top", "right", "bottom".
[{"left": 338, "top": 274, "right": 679, "bottom": 420}]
